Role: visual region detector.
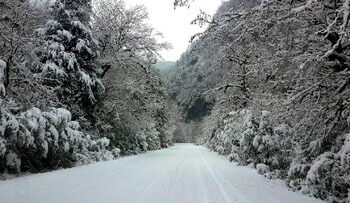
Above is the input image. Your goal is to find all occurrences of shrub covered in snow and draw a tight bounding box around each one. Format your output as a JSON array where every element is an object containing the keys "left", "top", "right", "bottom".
[
  {"left": 136, "top": 127, "right": 161, "bottom": 152},
  {"left": 106, "top": 124, "right": 166, "bottom": 156},
  {"left": 253, "top": 111, "right": 281, "bottom": 169},
  {"left": 209, "top": 109, "right": 258, "bottom": 165},
  {"left": 209, "top": 111, "right": 243, "bottom": 156},
  {"left": 237, "top": 110, "right": 257, "bottom": 165},
  {"left": 256, "top": 163, "right": 270, "bottom": 175},
  {"left": 208, "top": 108, "right": 349, "bottom": 201},
  {"left": 288, "top": 133, "right": 350, "bottom": 202},
  {"left": 210, "top": 110, "right": 284, "bottom": 168},
  {"left": 0, "top": 107, "right": 119, "bottom": 174},
  {"left": 5, "top": 151, "right": 21, "bottom": 174}
]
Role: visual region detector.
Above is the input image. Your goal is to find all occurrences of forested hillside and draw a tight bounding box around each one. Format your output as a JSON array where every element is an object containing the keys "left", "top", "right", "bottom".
[
  {"left": 164, "top": 0, "right": 350, "bottom": 202},
  {"left": 0, "top": 0, "right": 175, "bottom": 176},
  {"left": 154, "top": 61, "right": 176, "bottom": 70}
]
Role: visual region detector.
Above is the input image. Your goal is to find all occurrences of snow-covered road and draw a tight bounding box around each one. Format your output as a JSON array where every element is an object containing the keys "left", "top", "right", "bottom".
[{"left": 0, "top": 144, "right": 323, "bottom": 203}]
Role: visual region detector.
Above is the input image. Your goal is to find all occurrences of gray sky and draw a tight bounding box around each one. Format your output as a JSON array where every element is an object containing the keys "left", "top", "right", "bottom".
[{"left": 125, "top": 0, "right": 224, "bottom": 61}]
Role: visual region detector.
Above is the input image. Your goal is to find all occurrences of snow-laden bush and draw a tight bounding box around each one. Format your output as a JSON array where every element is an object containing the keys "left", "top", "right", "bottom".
[
  {"left": 159, "top": 129, "right": 174, "bottom": 148},
  {"left": 208, "top": 109, "right": 257, "bottom": 164},
  {"left": 113, "top": 126, "right": 163, "bottom": 155},
  {"left": 209, "top": 110, "right": 350, "bottom": 201},
  {"left": 5, "top": 151, "right": 21, "bottom": 174},
  {"left": 304, "top": 152, "right": 341, "bottom": 199},
  {"left": 307, "top": 133, "right": 350, "bottom": 201},
  {"left": 274, "top": 124, "right": 295, "bottom": 168},
  {"left": 253, "top": 111, "right": 281, "bottom": 169},
  {"left": 214, "top": 130, "right": 231, "bottom": 155},
  {"left": 0, "top": 107, "right": 119, "bottom": 174},
  {"left": 213, "top": 111, "right": 242, "bottom": 156},
  {"left": 136, "top": 127, "right": 161, "bottom": 152},
  {"left": 208, "top": 110, "right": 248, "bottom": 160},
  {"left": 256, "top": 163, "right": 270, "bottom": 175},
  {"left": 237, "top": 109, "right": 257, "bottom": 165},
  {"left": 286, "top": 133, "right": 350, "bottom": 201},
  {"left": 263, "top": 170, "right": 282, "bottom": 180},
  {"left": 136, "top": 130, "right": 149, "bottom": 151},
  {"left": 145, "top": 128, "right": 161, "bottom": 150}
]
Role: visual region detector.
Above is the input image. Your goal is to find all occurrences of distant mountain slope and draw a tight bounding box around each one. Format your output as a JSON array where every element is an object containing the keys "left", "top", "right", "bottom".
[{"left": 154, "top": 61, "right": 176, "bottom": 70}]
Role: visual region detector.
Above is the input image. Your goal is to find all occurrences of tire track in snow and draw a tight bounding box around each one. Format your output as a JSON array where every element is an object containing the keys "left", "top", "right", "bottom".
[
  {"left": 197, "top": 146, "right": 234, "bottom": 203},
  {"left": 163, "top": 158, "right": 185, "bottom": 203}
]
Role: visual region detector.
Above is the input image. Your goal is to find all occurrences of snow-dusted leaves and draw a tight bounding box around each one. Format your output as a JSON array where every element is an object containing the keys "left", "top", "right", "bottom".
[{"left": 0, "top": 107, "right": 120, "bottom": 173}]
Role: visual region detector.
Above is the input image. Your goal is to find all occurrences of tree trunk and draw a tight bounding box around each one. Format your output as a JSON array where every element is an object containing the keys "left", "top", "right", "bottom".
[{"left": 4, "top": 55, "right": 12, "bottom": 89}]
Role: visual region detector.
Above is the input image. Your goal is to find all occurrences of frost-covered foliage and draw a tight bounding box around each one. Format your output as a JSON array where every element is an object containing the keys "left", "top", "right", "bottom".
[
  {"left": 0, "top": 0, "right": 56, "bottom": 109},
  {"left": 0, "top": 107, "right": 119, "bottom": 174},
  {"left": 0, "top": 0, "right": 119, "bottom": 176}
]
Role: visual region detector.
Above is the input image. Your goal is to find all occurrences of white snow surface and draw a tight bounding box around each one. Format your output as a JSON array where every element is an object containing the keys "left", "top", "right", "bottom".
[{"left": 0, "top": 144, "right": 323, "bottom": 203}]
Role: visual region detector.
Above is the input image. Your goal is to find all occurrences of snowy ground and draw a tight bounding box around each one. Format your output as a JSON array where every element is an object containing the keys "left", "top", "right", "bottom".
[{"left": 0, "top": 144, "right": 323, "bottom": 203}]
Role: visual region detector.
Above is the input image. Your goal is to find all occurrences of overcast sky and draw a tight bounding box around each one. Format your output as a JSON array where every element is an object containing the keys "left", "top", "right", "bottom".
[{"left": 124, "top": 0, "right": 224, "bottom": 61}]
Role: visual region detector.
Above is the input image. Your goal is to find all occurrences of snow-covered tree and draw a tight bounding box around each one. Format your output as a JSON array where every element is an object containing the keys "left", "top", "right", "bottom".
[
  {"left": 93, "top": 60, "right": 173, "bottom": 155},
  {"left": 0, "top": 0, "right": 49, "bottom": 96},
  {"left": 36, "top": 0, "right": 104, "bottom": 122},
  {"left": 91, "top": 0, "right": 173, "bottom": 154},
  {"left": 92, "top": 0, "right": 170, "bottom": 67}
]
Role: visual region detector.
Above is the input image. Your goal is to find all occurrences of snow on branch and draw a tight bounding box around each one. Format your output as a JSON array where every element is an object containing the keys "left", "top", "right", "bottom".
[
  {"left": 0, "top": 60, "right": 6, "bottom": 97},
  {"left": 291, "top": 0, "right": 316, "bottom": 13}
]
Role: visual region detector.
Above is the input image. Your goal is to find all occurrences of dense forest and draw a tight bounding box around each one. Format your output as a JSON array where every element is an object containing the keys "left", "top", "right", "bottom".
[
  {"left": 0, "top": 0, "right": 175, "bottom": 175},
  {"left": 164, "top": 0, "right": 350, "bottom": 202},
  {"left": 1, "top": 0, "right": 350, "bottom": 202}
]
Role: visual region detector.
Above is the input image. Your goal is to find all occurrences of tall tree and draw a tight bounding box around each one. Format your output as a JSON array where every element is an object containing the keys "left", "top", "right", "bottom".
[{"left": 36, "top": 0, "right": 104, "bottom": 123}]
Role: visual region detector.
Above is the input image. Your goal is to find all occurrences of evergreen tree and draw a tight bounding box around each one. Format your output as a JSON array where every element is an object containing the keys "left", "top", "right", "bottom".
[
  {"left": 64, "top": 0, "right": 92, "bottom": 24},
  {"left": 36, "top": 0, "right": 104, "bottom": 122}
]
